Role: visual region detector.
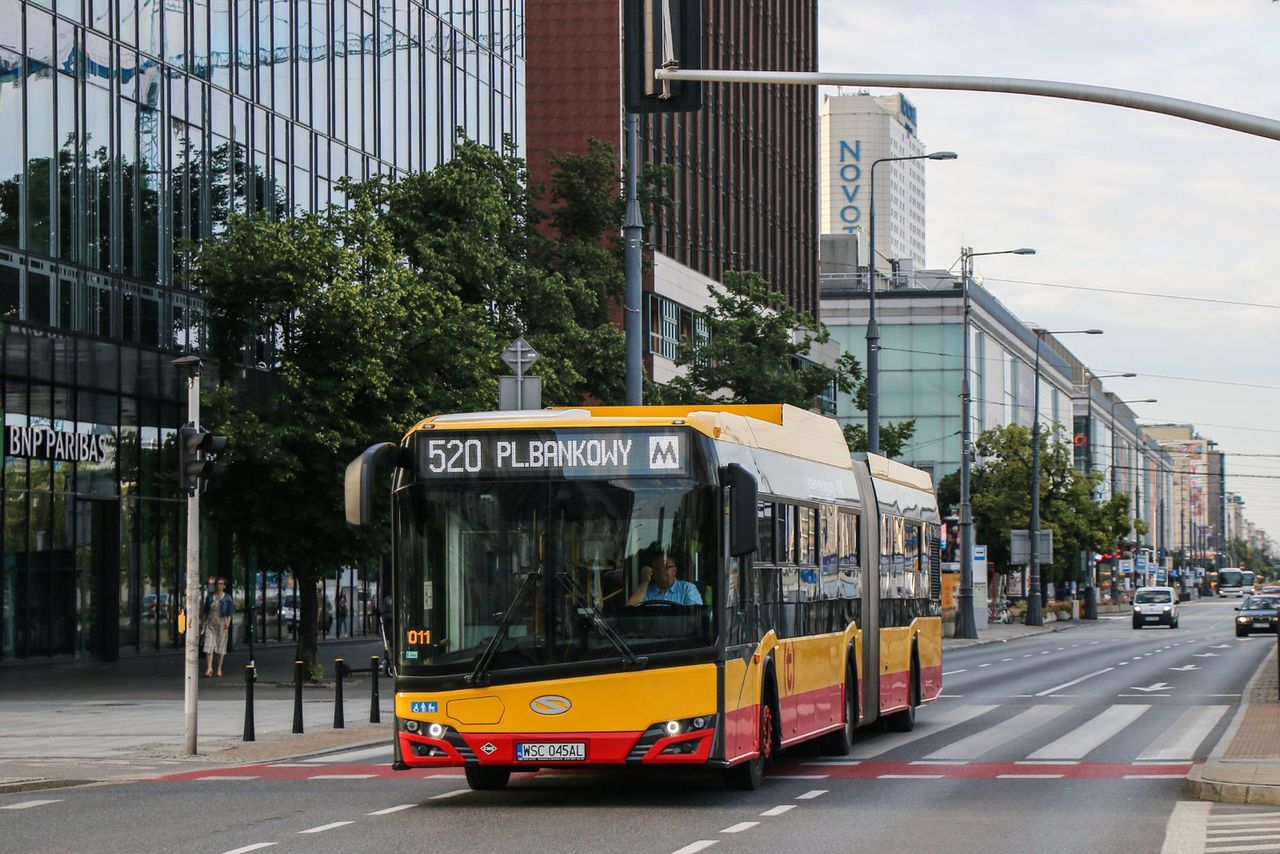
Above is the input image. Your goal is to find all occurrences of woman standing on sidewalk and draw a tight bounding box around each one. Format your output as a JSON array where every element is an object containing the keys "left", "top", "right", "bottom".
[{"left": 203, "top": 578, "right": 233, "bottom": 677}]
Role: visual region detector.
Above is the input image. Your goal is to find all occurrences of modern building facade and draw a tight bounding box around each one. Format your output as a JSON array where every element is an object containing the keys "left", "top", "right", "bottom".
[
  {"left": 819, "top": 92, "right": 927, "bottom": 283},
  {"left": 0, "top": 0, "right": 524, "bottom": 661},
  {"left": 525, "top": 1, "right": 819, "bottom": 381}
]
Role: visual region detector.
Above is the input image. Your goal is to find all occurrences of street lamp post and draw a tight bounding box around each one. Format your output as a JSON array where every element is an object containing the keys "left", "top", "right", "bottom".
[
  {"left": 1081, "top": 370, "right": 1135, "bottom": 619},
  {"left": 1109, "top": 396, "right": 1157, "bottom": 592},
  {"left": 866, "top": 150, "right": 957, "bottom": 453},
  {"left": 953, "top": 246, "right": 1035, "bottom": 640},
  {"left": 1027, "top": 327, "right": 1103, "bottom": 626}
]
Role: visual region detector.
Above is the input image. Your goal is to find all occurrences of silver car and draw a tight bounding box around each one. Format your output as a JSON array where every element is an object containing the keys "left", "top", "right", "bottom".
[{"left": 1132, "top": 586, "right": 1179, "bottom": 629}]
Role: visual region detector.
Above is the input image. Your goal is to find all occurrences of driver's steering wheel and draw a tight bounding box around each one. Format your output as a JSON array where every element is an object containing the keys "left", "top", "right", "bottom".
[{"left": 637, "top": 599, "right": 679, "bottom": 609}]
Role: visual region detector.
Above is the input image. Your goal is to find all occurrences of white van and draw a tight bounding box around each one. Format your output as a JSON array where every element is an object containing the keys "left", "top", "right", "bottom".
[{"left": 1132, "top": 586, "right": 1179, "bottom": 629}]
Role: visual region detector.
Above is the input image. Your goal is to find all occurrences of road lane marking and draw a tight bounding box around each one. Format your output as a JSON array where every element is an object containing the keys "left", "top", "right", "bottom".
[
  {"left": 299, "top": 821, "right": 354, "bottom": 834},
  {"left": 221, "top": 846, "right": 276, "bottom": 854},
  {"left": 1137, "top": 705, "right": 1229, "bottom": 761},
  {"left": 847, "top": 704, "right": 998, "bottom": 758},
  {"left": 1028, "top": 704, "right": 1151, "bottom": 760},
  {"left": 979, "top": 663, "right": 992, "bottom": 668},
  {"left": 997, "top": 774, "right": 1062, "bottom": 779},
  {"left": 307, "top": 774, "right": 376, "bottom": 780},
  {"left": 720, "top": 822, "right": 758, "bottom": 833},
  {"left": 760, "top": 805, "right": 796, "bottom": 816},
  {"left": 1014, "top": 760, "right": 1078, "bottom": 765},
  {"left": 796, "top": 790, "right": 827, "bottom": 800},
  {"left": 926, "top": 705, "right": 1068, "bottom": 761},
  {"left": 942, "top": 669, "right": 967, "bottom": 676},
  {"left": 1, "top": 799, "right": 62, "bottom": 810},
  {"left": 1035, "top": 667, "right": 1114, "bottom": 696},
  {"left": 769, "top": 774, "right": 828, "bottom": 779},
  {"left": 878, "top": 774, "right": 943, "bottom": 779},
  {"left": 302, "top": 745, "right": 392, "bottom": 763},
  {"left": 367, "top": 804, "right": 417, "bottom": 816},
  {"left": 911, "top": 760, "right": 969, "bottom": 765},
  {"left": 1001, "top": 658, "right": 1013, "bottom": 662},
  {"left": 197, "top": 776, "right": 260, "bottom": 781},
  {"left": 671, "top": 842, "right": 718, "bottom": 854},
  {"left": 430, "top": 789, "right": 468, "bottom": 800},
  {"left": 1126, "top": 774, "right": 1187, "bottom": 779}
]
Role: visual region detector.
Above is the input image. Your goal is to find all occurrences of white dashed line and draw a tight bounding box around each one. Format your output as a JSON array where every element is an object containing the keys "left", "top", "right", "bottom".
[
  {"left": 197, "top": 776, "right": 261, "bottom": 781},
  {"left": 1125, "top": 774, "right": 1186, "bottom": 779},
  {"left": 878, "top": 774, "right": 944, "bottom": 779},
  {"left": 1015, "top": 760, "right": 1079, "bottom": 766},
  {"left": 672, "top": 841, "right": 718, "bottom": 854},
  {"left": 760, "top": 805, "right": 797, "bottom": 816},
  {"left": 911, "top": 760, "right": 968, "bottom": 766},
  {"left": 997, "top": 774, "right": 1063, "bottom": 779},
  {"left": 220, "top": 845, "right": 276, "bottom": 854},
  {"left": 1, "top": 799, "right": 63, "bottom": 810},
  {"left": 1001, "top": 658, "right": 1013, "bottom": 662},
  {"left": 796, "top": 790, "right": 828, "bottom": 800},
  {"left": 943, "top": 669, "right": 967, "bottom": 676},
  {"left": 720, "top": 822, "right": 759, "bottom": 833},
  {"left": 979, "top": 663, "right": 992, "bottom": 668},
  {"left": 299, "top": 821, "right": 354, "bottom": 834},
  {"left": 1035, "top": 667, "right": 1114, "bottom": 697},
  {"left": 308, "top": 774, "right": 376, "bottom": 780},
  {"left": 430, "top": 789, "right": 468, "bottom": 801},
  {"left": 367, "top": 804, "right": 417, "bottom": 816}
]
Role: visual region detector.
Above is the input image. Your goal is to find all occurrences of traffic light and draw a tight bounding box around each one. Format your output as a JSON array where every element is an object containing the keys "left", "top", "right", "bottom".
[
  {"left": 179, "top": 422, "right": 228, "bottom": 493},
  {"left": 623, "top": 0, "right": 703, "bottom": 113}
]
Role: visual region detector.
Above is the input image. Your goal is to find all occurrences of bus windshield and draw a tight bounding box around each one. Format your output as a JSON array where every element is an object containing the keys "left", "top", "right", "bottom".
[
  {"left": 1219, "top": 569, "right": 1244, "bottom": 589},
  {"left": 393, "top": 477, "right": 718, "bottom": 676}
]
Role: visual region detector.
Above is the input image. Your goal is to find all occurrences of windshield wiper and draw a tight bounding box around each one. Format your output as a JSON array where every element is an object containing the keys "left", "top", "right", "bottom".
[
  {"left": 466, "top": 570, "right": 540, "bottom": 687},
  {"left": 556, "top": 571, "right": 647, "bottom": 670}
]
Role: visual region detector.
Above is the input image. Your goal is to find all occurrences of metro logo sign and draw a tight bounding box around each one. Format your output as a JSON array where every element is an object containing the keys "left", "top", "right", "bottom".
[{"left": 648, "top": 436, "right": 681, "bottom": 470}]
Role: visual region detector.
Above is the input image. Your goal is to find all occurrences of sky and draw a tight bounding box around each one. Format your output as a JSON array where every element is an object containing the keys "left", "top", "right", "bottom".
[{"left": 817, "top": 0, "right": 1280, "bottom": 547}]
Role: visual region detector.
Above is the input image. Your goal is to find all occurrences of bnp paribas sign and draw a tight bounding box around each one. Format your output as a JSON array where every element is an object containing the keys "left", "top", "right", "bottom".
[{"left": 5, "top": 425, "right": 111, "bottom": 462}]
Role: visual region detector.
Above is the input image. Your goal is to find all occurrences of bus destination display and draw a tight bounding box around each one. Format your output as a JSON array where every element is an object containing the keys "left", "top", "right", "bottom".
[{"left": 412, "top": 429, "right": 688, "bottom": 479}]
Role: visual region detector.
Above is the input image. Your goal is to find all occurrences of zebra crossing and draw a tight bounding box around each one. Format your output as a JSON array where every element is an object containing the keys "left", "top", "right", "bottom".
[
  {"left": 1162, "top": 803, "right": 1280, "bottom": 854},
  {"left": 799, "top": 698, "right": 1234, "bottom": 777}
]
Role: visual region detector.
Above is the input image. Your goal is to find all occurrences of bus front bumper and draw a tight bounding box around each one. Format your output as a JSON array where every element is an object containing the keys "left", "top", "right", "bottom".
[{"left": 398, "top": 719, "right": 716, "bottom": 768}]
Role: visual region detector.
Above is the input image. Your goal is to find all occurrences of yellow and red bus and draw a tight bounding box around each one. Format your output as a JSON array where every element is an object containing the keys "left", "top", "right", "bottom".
[{"left": 345, "top": 404, "right": 942, "bottom": 790}]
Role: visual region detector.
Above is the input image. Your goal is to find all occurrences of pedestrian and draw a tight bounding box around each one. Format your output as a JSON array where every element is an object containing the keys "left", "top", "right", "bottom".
[
  {"left": 336, "top": 592, "right": 349, "bottom": 636},
  {"left": 202, "top": 577, "right": 233, "bottom": 677}
]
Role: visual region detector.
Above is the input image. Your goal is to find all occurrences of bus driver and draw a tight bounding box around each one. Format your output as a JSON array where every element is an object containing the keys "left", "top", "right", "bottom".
[{"left": 627, "top": 555, "right": 703, "bottom": 606}]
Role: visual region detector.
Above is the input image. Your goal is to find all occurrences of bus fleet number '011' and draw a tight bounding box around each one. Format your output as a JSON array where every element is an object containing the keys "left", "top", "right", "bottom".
[{"left": 426, "top": 438, "right": 482, "bottom": 474}]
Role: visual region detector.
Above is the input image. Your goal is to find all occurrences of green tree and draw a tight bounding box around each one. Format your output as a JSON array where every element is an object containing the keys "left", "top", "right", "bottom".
[
  {"left": 652, "top": 270, "right": 916, "bottom": 458},
  {"left": 965, "top": 424, "right": 1132, "bottom": 596}
]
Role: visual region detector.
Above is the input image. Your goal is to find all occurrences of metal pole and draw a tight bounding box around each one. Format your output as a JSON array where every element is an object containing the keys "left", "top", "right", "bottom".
[
  {"left": 866, "top": 161, "right": 880, "bottom": 454},
  {"left": 954, "top": 249, "right": 977, "bottom": 639},
  {"left": 182, "top": 365, "right": 201, "bottom": 755},
  {"left": 242, "top": 664, "right": 256, "bottom": 742},
  {"left": 654, "top": 68, "right": 1280, "bottom": 142},
  {"left": 293, "top": 659, "right": 305, "bottom": 734},
  {"left": 370, "top": 656, "right": 381, "bottom": 724},
  {"left": 623, "top": 111, "right": 644, "bottom": 406},
  {"left": 334, "top": 659, "right": 345, "bottom": 729},
  {"left": 1083, "top": 370, "right": 1098, "bottom": 619},
  {"left": 1026, "top": 333, "right": 1044, "bottom": 626}
]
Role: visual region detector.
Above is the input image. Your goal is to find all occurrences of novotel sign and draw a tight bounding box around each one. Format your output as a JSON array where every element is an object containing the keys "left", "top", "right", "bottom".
[
  {"left": 5, "top": 426, "right": 111, "bottom": 462},
  {"left": 835, "top": 139, "right": 862, "bottom": 233}
]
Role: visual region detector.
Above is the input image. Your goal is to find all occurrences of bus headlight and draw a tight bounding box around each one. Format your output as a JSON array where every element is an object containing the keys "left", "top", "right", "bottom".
[
  {"left": 664, "top": 720, "right": 682, "bottom": 737},
  {"left": 405, "top": 720, "right": 420, "bottom": 733},
  {"left": 428, "top": 722, "right": 446, "bottom": 739}
]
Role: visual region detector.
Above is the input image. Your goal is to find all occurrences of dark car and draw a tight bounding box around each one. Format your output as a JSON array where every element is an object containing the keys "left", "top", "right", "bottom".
[{"left": 1234, "top": 595, "right": 1280, "bottom": 637}]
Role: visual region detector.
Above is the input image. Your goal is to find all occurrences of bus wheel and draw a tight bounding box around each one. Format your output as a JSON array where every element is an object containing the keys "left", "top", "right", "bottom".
[
  {"left": 885, "top": 658, "right": 919, "bottom": 733},
  {"left": 464, "top": 765, "right": 512, "bottom": 791},
  {"left": 819, "top": 662, "right": 857, "bottom": 756},
  {"left": 726, "top": 694, "right": 774, "bottom": 790}
]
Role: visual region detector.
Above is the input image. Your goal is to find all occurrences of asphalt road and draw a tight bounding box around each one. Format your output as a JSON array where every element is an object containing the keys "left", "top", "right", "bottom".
[{"left": 2, "top": 598, "right": 1276, "bottom": 854}]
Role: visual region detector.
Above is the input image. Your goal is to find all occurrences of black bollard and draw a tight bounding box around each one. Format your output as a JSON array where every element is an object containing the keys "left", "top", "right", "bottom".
[
  {"left": 293, "top": 659, "right": 305, "bottom": 734},
  {"left": 334, "top": 658, "right": 345, "bottom": 729},
  {"left": 243, "top": 664, "right": 256, "bottom": 742},
  {"left": 370, "top": 656, "right": 381, "bottom": 724}
]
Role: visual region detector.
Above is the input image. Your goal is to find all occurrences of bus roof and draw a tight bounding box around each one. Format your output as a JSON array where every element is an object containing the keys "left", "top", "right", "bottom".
[{"left": 406, "top": 404, "right": 860, "bottom": 471}]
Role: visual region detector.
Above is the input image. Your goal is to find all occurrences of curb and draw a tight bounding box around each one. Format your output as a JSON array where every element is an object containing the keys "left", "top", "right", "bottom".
[
  {"left": 0, "top": 778, "right": 94, "bottom": 796},
  {"left": 943, "top": 621, "right": 1081, "bottom": 649},
  {"left": 1184, "top": 765, "right": 1280, "bottom": 806}
]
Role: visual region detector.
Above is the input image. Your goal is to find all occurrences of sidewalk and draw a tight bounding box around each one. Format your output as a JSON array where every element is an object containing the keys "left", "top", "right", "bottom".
[
  {"left": 1185, "top": 638, "right": 1280, "bottom": 805},
  {"left": 0, "top": 637, "right": 392, "bottom": 795},
  {"left": 943, "top": 614, "right": 1090, "bottom": 649}
]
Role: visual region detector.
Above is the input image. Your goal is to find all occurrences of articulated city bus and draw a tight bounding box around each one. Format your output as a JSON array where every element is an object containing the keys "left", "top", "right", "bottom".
[{"left": 345, "top": 404, "right": 943, "bottom": 790}]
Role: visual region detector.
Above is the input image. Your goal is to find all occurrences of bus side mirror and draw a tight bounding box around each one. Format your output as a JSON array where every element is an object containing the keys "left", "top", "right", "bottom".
[
  {"left": 723, "top": 463, "right": 758, "bottom": 558},
  {"left": 345, "top": 443, "right": 399, "bottom": 531}
]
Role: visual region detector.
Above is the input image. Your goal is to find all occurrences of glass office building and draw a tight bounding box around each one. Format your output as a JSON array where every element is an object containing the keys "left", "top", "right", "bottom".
[{"left": 0, "top": 0, "right": 524, "bottom": 660}]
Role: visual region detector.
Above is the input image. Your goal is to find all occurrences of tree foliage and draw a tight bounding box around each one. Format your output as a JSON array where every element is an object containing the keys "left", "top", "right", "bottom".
[
  {"left": 651, "top": 270, "right": 915, "bottom": 458},
  {"left": 962, "top": 423, "right": 1133, "bottom": 586}
]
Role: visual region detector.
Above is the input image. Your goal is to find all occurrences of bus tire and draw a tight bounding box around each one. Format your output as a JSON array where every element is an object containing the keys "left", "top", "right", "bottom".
[
  {"left": 884, "top": 650, "right": 919, "bottom": 733},
  {"left": 819, "top": 661, "right": 857, "bottom": 756},
  {"left": 726, "top": 676, "right": 777, "bottom": 791},
  {"left": 464, "top": 765, "right": 512, "bottom": 790}
]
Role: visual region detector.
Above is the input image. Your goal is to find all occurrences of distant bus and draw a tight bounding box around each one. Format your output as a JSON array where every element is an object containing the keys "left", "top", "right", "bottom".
[
  {"left": 1218, "top": 568, "right": 1246, "bottom": 597},
  {"left": 1242, "top": 570, "right": 1256, "bottom": 595}
]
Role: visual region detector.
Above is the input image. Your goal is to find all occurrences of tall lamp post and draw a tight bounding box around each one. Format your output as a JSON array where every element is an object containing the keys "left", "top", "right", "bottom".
[
  {"left": 1109, "top": 396, "right": 1157, "bottom": 591},
  {"left": 1081, "top": 370, "right": 1135, "bottom": 619},
  {"left": 1027, "top": 327, "right": 1103, "bottom": 626},
  {"left": 953, "top": 246, "right": 1035, "bottom": 639},
  {"left": 866, "top": 150, "right": 957, "bottom": 453}
]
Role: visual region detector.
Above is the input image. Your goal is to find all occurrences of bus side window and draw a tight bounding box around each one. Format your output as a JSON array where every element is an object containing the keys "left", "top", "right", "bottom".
[{"left": 757, "top": 502, "right": 775, "bottom": 564}]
